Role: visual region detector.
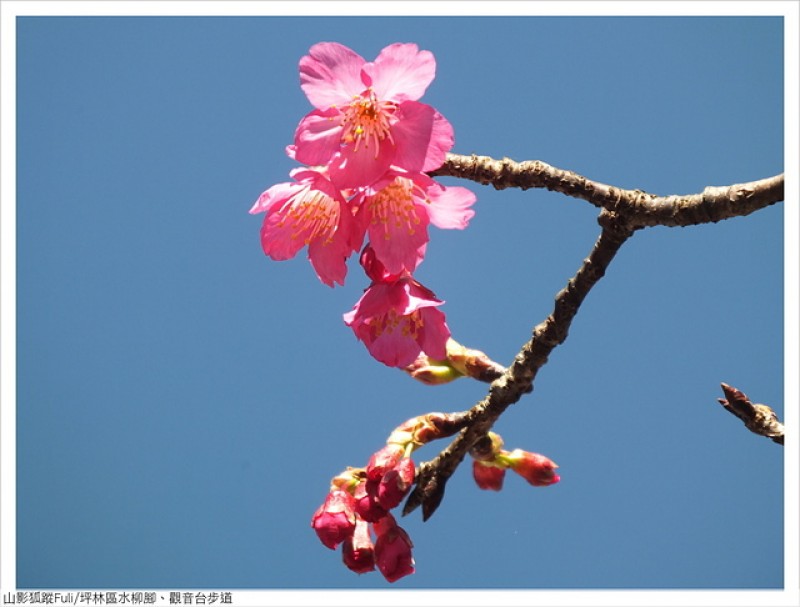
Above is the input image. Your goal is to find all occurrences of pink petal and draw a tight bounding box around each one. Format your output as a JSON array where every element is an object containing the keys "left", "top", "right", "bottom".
[
  {"left": 367, "top": 206, "right": 430, "bottom": 276},
  {"left": 368, "top": 330, "right": 425, "bottom": 368},
  {"left": 299, "top": 42, "right": 367, "bottom": 109},
  {"left": 307, "top": 236, "right": 349, "bottom": 287},
  {"left": 328, "top": 140, "right": 394, "bottom": 190},
  {"left": 306, "top": 197, "right": 355, "bottom": 288},
  {"left": 390, "top": 101, "right": 453, "bottom": 172},
  {"left": 347, "top": 282, "right": 401, "bottom": 320},
  {"left": 293, "top": 108, "right": 344, "bottom": 167},
  {"left": 249, "top": 181, "right": 303, "bottom": 215},
  {"left": 254, "top": 170, "right": 356, "bottom": 286},
  {"left": 364, "top": 43, "right": 436, "bottom": 103},
  {"left": 260, "top": 211, "right": 306, "bottom": 261},
  {"left": 417, "top": 307, "right": 450, "bottom": 360},
  {"left": 425, "top": 184, "right": 476, "bottom": 230}
]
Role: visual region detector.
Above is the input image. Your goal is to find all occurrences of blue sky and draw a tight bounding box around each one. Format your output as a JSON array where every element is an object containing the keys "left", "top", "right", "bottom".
[{"left": 4, "top": 6, "right": 797, "bottom": 602}]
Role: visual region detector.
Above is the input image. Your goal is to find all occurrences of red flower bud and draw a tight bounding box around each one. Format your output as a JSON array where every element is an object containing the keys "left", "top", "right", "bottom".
[
  {"left": 506, "top": 449, "right": 560, "bottom": 487},
  {"left": 373, "top": 514, "right": 415, "bottom": 583},
  {"left": 377, "top": 457, "right": 415, "bottom": 509},
  {"left": 311, "top": 489, "right": 356, "bottom": 550},
  {"left": 353, "top": 479, "right": 389, "bottom": 523},
  {"left": 472, "top": 460, "right": 506, "bottom": 491},
  {"left": 342, "top": 517, "right": 375, "bottom": 574},
  {"left": 366, "top": 443, "right": 405, "bottom": 481}
]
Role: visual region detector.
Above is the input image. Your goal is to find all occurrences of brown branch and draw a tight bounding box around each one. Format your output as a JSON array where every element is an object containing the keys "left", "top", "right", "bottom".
[
  {"left": 718, "top": 383, "right": 784, "bottom": 445},
  {"left": 404, "top": 210, "right": 633, "bottom": 520},
  {"left": 430, "top": 153, "right": 783, "bottom": 228},
  {"left": 404, "top": 154, "right": 783, "bottom": 521}
]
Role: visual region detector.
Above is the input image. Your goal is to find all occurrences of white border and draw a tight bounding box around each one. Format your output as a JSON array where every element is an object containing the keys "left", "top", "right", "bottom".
[
  {"left": 2, "top": 2, "right": 798, "bottom": 606},
  {"left": 0, "top": 0, "right": 796, "bottom": 17},
  {"left": 782, "top": 0, "right": 800, "bottom": 597},
  {"left": 0, "top": 0, "right": 18, "bottom": 593}
]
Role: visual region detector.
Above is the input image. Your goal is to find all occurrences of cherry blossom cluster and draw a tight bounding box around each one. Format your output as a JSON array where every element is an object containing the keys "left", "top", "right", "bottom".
[
  {"left": 470, "top": 432, "right": 561, "bottom": 491},
  {"left": 250, "top": 42, "right": 476, "bottom": 368},
  {"left": 310, "top": 413, "right": 461, "bottom": 582},
  {"left": 254, "top": 42, "right": 562, "bottom": 584}
]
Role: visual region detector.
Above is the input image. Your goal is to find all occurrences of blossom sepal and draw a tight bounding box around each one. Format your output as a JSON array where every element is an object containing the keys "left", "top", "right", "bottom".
[{"left": 403, "top": 353, "right": 464, "bottom": 385}]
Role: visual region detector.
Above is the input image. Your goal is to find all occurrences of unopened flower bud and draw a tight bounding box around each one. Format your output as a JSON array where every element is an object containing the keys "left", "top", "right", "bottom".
[
  {"left": 505, "top": 449, "right": 560, "bottom": 487},
  {"left": 373, "top": 513, "right": 415, "bottom": 583},
  {"left": 342, "top": 517, "right": 375, "bottom": 574},
  {"left": 353, "top": 479, "right": 389, "bottom": 523},
  {"left": 389, "top": 412, "right": 467, "bottom": 447},
  {"left": 367, "top": 443, "right": 406, "bottom": 481},
  {"left": 377, "top": 457, "right": 416, "bottom": 509},
  {"left": 472, "top": 460, "right": 506, "bottom": 491},
  {"left": 446, "top": 338, "right": 505, "bottom": 383},
  {"left": 311, "top": 489, "right": 357, "bottom": 550}
]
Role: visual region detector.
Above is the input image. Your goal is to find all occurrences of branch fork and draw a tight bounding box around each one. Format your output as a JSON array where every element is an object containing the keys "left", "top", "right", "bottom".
[{"left": 402, "top": 153, "right": 784, "bottom": 520}]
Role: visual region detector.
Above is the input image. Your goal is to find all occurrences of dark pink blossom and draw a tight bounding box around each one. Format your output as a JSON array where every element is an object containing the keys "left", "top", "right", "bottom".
[
  {"left": 352, "top": 169, "right": 475, "bottom": 275},
  {"left": 311, "top": 489, "right": 357, "bottom": 550},
  {"left": 343, "top": 274, "right": 450, "bottom": 368},
  {"left": 294, "top": 42, "right": 454, "bottom": 188},
  {"left": 250, "top": 167, "right": 360, "bottom": 287}
]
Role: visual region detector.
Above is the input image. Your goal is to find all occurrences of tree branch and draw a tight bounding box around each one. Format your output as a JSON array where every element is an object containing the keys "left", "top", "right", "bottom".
[
  {"left": 405, "top": 154, "right": 783, "bottom": 521},
  {"left": 404, "top": 211, "right": 633, "bottom": 520},
  {"left": 717, "top": 383, "right": 784, "bottom": 445},
  {"left": 430, "top": 153, "right": 784, "bottom": 228}
]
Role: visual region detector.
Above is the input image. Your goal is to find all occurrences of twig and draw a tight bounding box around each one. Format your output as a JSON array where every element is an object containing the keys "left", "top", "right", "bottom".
[
  {"left": 718, "top": 383, "right": 784, "bottom": 445},
  {"left": 406, "top": 154, "right": 784, "bottom": 521},
  {"left": 404, "top": 210, "right": 633, "bottom": 520},
  {"left": 430, "top": 153, "right": 783, "bottom": 228}
]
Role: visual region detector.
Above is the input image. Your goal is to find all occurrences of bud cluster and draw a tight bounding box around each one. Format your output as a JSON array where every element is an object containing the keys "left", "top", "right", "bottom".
[
  {"left": 470, "top": 432, "right": 561, "bottom": 491},
  {"left": 310, "top": 412, "right": 464, "bottom": 582}
]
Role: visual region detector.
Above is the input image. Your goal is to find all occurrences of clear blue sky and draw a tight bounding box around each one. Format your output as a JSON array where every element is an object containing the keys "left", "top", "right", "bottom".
[{"left": 10, "top": 12, "right": 789, "bottom": 595}]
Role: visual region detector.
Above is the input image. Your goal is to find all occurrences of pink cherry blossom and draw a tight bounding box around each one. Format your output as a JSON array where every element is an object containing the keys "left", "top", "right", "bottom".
[
  {"left": 343, "top": 272, "right": 450, "bottom": 368},
  {"left": 352, "top": 169, "right": 476, "bottom": 275},
  {"left": 249, "top": 167, "right": 360, "bottom": 287},
  {"left": 294, "top": 42, "right": 454, "bottom": 188},
  {"left": 311, "top": 489, "right": 357, "bottom": 550}
]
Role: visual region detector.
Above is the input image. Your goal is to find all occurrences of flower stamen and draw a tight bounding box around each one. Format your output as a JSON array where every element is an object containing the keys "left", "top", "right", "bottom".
[{"left": 340, "top": 89, "right": 396, "bottom": 155}]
